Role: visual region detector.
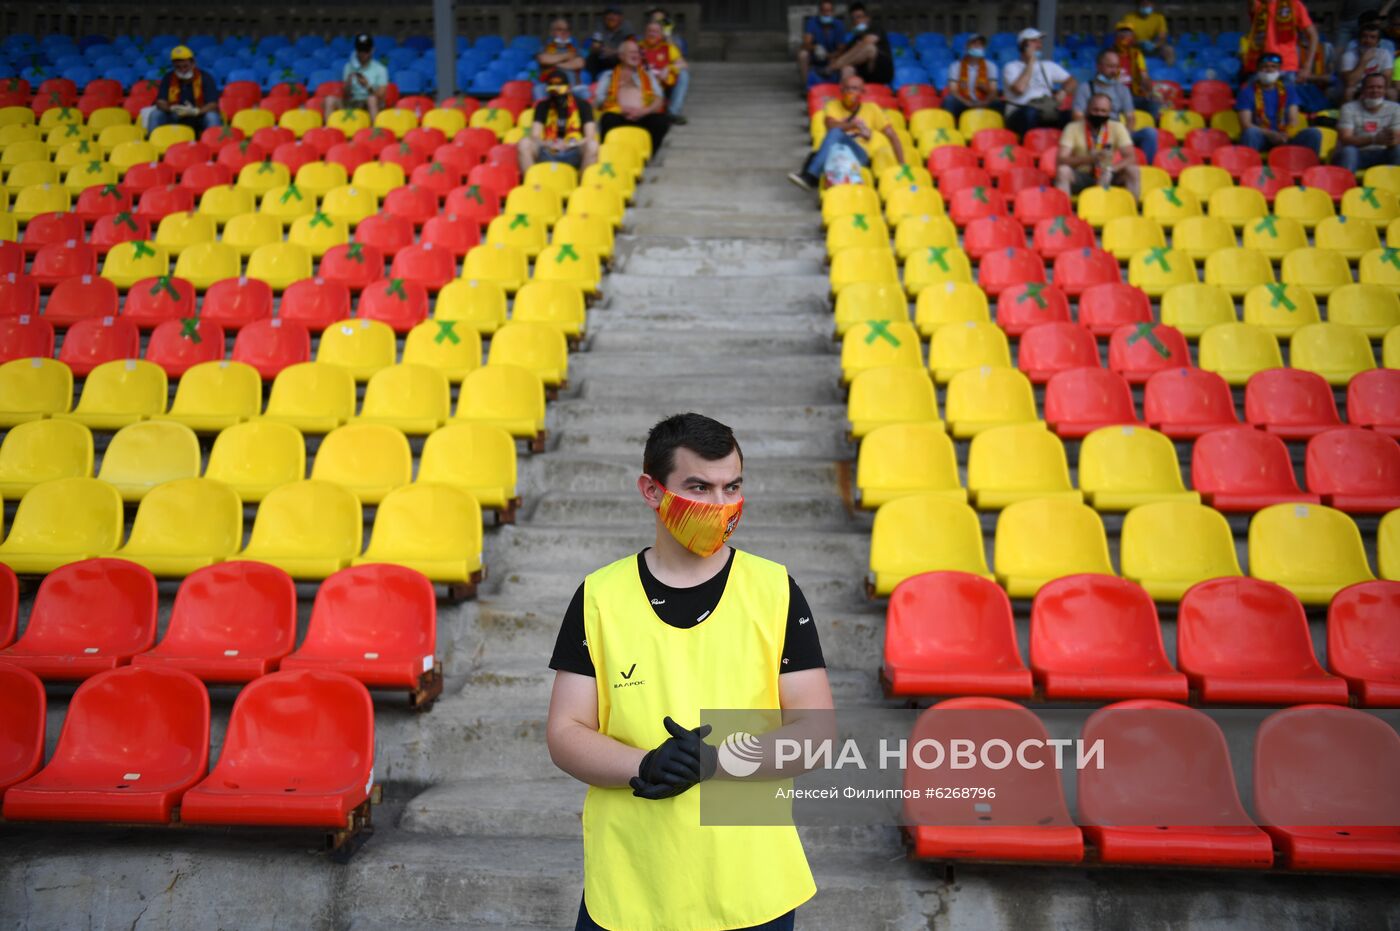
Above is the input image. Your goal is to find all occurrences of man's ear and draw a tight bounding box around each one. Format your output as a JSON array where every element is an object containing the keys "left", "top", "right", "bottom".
[{"left": 637, "top": 473, "right": 665, "bottom": 510}]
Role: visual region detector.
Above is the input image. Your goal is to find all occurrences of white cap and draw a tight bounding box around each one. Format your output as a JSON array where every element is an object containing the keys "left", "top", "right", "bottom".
[{"left": 1017, "top": 27, "right": 1044, "bottom": 43}]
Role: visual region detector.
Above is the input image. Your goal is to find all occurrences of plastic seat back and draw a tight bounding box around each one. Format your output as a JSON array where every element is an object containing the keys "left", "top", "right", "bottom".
[
  {"left": 1142, "top": 368, "right": 1239, "bottom": 438},
  {"left": 418, "top": 422, "right": 518, "bottom": 511},
  {"left": 1119, "top": 499, "right": 1242, "bottom": 600},
  {"left": 204, "top": 420, "right": 306, "bottom": 503},
  {"left": 353, "top": 363, "right": 450, "bottom": 435},
  {"left": 1199, "top": 322, "right": 1284, "bottom": 386},
  {"left": 201, "top": 277, "right": 273, "bottom": 330},
  {"left": 316, "top": 317, "right": 397, "bottom": 381},
  {"left": 0, "top": 419, "right": 93, "bottom": 499},
  {"left": 1044, "top": 367, "right": 1139, "bottom": 438},
  {"left": 1327, "top": 580, "right": 1400, "bottom": 706},
  {"left": 453, "top": 364, "right": 546, "bottom": 440},
  {"left": 144, "top": 318, "right": 225, "bottom": 378},
  {"left": 1244, "top": 367, "right": 1343, "bottom": 438},
  {"left": 994, "top": 497, "right": 1114, "bottom": 597},
  {"left": 847, "top": 366, "right": 940, "bottom": 439},
  {"left": 231, "top": 318, "right": 310, "bottom": 380},
  {"left": 855, "top": 422, "right": 961, "bottom": 510},
  {"left": 281, "top": 278, "right": 352, "bottom": 329},
  {"left": 944, "top": 366, "right": 1038, "bottom": 438},
  {"left": 1328, "top": 283, "right": 1400, "bottom": 338},
  {"left": 262, "top": 361, "right": 357, "bottom": 433},
  {"left": 966, "top": 423, "right": 1076, "bottom": 509},
  {"left": 1241, "top": 282, "right": 1320, "bottom": 337},
  {"left": 1290, "top": 322, "right": 1377, "bottom": 387},
  {"left": 1078, "top": 282, "right": 1152, "bottom": 337},
  {"left": 0, "top": 663, "right": 44, "bottom": 792},
  {"left": 869, "top": 494, "right": 991, "bottom": 596},
  {"left": 239, "top": 480, "right": 363, "bottom": 580},
  {"left": 310, "top": 423, "right": 413, "bottom": 504},
  {"left": 114, "top": 476, "right": 243, "bottom": 577},
  {"left": 354, "top": 482, "right": 483, "bottom": 583},
  {"left": 165, "top": 360, "right": 263, "bottom": 432},
  {"left": 0, "top": 357, "right": 73, "bottom": 426},
  {"left": 1304, "top": 427, "right": 1400, "bottom": 513},
  {"left": 1347, "top": 369, "right": 1400, "bottom": 437},
  {"left": 1015, "top": 322, "right": 1099, "bottom": 384},
  {"left": 96, "top": 421, "right": 202, "bottom": 502},
  {"left": 358, "top": 277, "right": 431, "bottom": 333},
  {"left": 1248, "top": 503, "right": 1375, "bottom": 604},
  {"left": 1079, "top": 425, "right": 1197, "bottom": 511},
  {"left": 57, "top": 316, "right": 140, "bottom": 377},
  {"left": 44, "top": 275, "right": 120, "bottom": 327}
]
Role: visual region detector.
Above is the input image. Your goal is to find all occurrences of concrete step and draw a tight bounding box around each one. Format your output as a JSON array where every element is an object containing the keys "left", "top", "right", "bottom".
[
  {"left": 580, "top": 374, "right": 838, "bottom": 405},
  {"left": 600, "top": 272, "right": 829, "bottom": 307},
  {"left": 618, "top": 237, "right": 826, "bottom": 277},
  {"left": 625, "top": 208, "right": 821, "bottom": 238},
  {"left": 586, "top": 326, "right": 833, "bottom": 354}
]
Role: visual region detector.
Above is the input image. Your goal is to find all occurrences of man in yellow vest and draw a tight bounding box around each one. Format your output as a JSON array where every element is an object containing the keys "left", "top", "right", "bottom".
[{"left": 548, "top": 412, "right": 832, "bottom": 930}]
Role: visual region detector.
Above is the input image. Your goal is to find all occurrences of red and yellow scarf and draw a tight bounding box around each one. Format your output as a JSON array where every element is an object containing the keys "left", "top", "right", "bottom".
[
  {"left": 1086, "top": 121, "right": 1111, "bottom": 178},
  {"left": 641, "top": 38, "right": 679, "bottom": 86},
  {"left": 1115, "top": 41, "right": 1149, "bottom": 95},
  {"left": 602, "top": 66, "right": 657, "bottom": 113},
  {"left": 168, "top": 70, "right": 204, "bottom": 106},
  {"left": 1247, "top": 0, "right": 1297, "bottom": 67},
  {"left": 542, "top": 92, "right": 583, "bottom": 142},
  {"left": 1253, "top": 81, "right": 1288, "bottom": 129},
  {"left": 957, "top": 58, "right": 993, "bottom": 102}
]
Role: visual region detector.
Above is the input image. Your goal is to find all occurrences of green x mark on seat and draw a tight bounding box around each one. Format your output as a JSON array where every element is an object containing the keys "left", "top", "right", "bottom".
[
  {"left": 386, "top": 278, "right": 407, "bottom": 299},
  {"left": 1144, "top": 247, "right": 1171, "bottom": 270},
  {"left": 346, "top": 242, "right": 365, "bottom": 262},
  {"left": 179, "top": 317, "right": 202, "bottom": 342},
  {"left": 1360, "top": 187, "right": 1381, "bottom": 208},
  {"left": 1126, "top": 322, "right": 1171, "bottom": 358},
  {"left": 309, "top": 210, "right": 332, "bottom": 228},
  {"left": 926, "top": 246, "right": 949, "bottom": 270},
  {"left": 132, "top": 240, "right": 156, "bottom": 259},
  {"left": 1253, "top": 215, "right": 1279, "bottom": 237},
  {"left": 1161, "top": 187, "right": 1183, "bottom": 206},
  {"left": 1017, "top": 282, "right": 1048, "bottom": 307},
  {"left": 1264, "top": 283, "right": 1297, "bottom": 310},
  {"left": 509, "top": 213, "right": 530, "bottom": 229},
  {"left": 280, "top": 183, "right": 303, "bottom": 203},
  {"left": 434, "top": 320, "right": 461, "bottom": 344},
  {"left": 864, "top": 319, "right": 900, "bottom": 346},
  {"left": 150, "top": 276, "right": 181, "bottom": 299},
  {"left": 852, "top": 213, "right": 869, "bottom": 230},
  {"left": 556, "top": 243, "right": 580, "bottom": 262}
]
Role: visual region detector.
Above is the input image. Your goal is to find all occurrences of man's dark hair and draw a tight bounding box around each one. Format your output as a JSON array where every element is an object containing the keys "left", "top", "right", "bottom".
[
  {"left": 848, "top": 1, "right": 867, "bottom": 14},
  {"left": 644, "top": 413, "right": 743, "bottom": 484}
]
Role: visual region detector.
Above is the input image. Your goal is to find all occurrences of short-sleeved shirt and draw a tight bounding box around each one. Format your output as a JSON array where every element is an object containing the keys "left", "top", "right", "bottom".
[
  {"left": 1002, "top": 59, "right": 1073, "bottom": 106},
  {"left": 946, "top": 58, "right": 1000, "bottom": 101},
  {"left": 821, "top": 98, "right": 890, "bottom": 150},
  {"left": 157, "top": 69, "right": 220, "bottom": 108},
  {"left": 1248, "top": 0, "right": 1315, "bottom": 73},
  {"left": 1341, "top": 45, "right": 1397, "bottom": 80},
  {"left": 342, "top": 55, "right": 389, "bottom": 102},
  {"left": 1072, "top": 77, "right": 1136, "bottom": 122},
  {"left": 1059, "top": 118, "right": 1135, "bottom": 161},
  {"left": 1338, "top": 98, "right": 1400, "bottom": 148},
  {"left": 1121, "top": 11, "right": 1169, "bottom": 43},
  {"left": 805, "top": 16, "right": 848, "bottom": 52},
  {"left": 1235, "top": 81, "right": 1296, "bottom": 129}
]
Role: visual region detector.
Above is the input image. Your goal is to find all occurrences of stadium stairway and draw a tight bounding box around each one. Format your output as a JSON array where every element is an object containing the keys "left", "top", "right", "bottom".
[{"left": 4, "top": 62, "right": 1400, "bottom": 931}]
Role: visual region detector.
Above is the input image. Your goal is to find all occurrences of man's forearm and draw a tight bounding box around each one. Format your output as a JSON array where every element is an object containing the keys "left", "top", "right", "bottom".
[{"left": 549, "top": 719, "right": 647, "bottom": 788}]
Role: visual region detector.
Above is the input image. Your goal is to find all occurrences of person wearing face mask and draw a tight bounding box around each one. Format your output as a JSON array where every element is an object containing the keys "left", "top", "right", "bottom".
[
  {"left": 787, "top": 72, "right": 906, "bottom": 191},
  {"left": 1004, "top": 27, "right": 1078, "bottom": 136},
  {"left": 518, "top": 70, "right": 599, "bottom": 171},
  {"left": 1335, "top": 72, "right": 1400, "bottom": 171},
  {"left": 1341, "top": 21, "right": 1397, "bottom": 102},
  {"left": 943, "top": 34, "right": 1002, "bottom": 119},
  {"left": 1236, "top": 52, "right": 1325, "bottom": 153},
  {"left": 150, "top": 46, "right": 222, "bottom": 132},
  {"left": 799, "top": 0, "right": 847, "bottom": 87},
  {"left": 1121, "top": 2, "right": 1176, "bottom": 65},
  {"left": 1071, "top": 49, "right": 1161, "bottom": 163},
  {"left": 548, "top": 413, "right": 829, "bottom": 931},
  {"left": 536, "top": 18, "right": 587, "bottom": 97},
  {"left": 1057, "top": 92, "right": 1143, "bottom": 198}
]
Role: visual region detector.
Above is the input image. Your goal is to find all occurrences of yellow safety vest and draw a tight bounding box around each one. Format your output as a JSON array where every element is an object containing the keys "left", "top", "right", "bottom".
[{"left": 581, "top": 549, "right": 817, "bottom": 931}]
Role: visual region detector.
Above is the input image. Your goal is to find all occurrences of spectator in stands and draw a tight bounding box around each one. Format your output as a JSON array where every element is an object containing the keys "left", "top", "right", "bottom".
[
  {"left": 150, "top": 46, "right": 222, "bottom": 132},
  {"left": 519, "top": 69, "right": 599, "bottom": 172},
  {"left": 1112, "top": 21, "right": 1161, "bottom": 118},
  {"left": 1243, "top": 0, "right": 1318, "bottom": 81},
  {"left": 1056, "top": 92, "right": 1142, "bottom": 198},
  {"left": 1334, "top": 72, "right": 1400, "bottom": 170},
  {"left": 647, "top": 7, "right": 687, "bottom": 53},
  {"left": 537, "top": 18, "right": 587, "bottom": 93},
  {"left": 641, "top": 20, "right": 690, "bottom": 125},
  {"left": 1298, "top": 33, "right": 1339, "bottom": 107},
  {"left": 827, "top": 3, "right": 895, "bottom": 87},
  {"left": 1345, "top": 10, "right": 1397, "bottom": 56},
  {"left": 799, "top": 1, "right": 847, "bottom": 87},
  {"left": 1237, "top": 52, "right": 1324, "bottom": 152},
  {"left": 595, "top": 38, "right": 670, "bottom": 153},
  {"left": 1003, "top": 27, "right": 1078, "bottom": 136},
  {"left": 1120, "top": 1, "right": 1176, "bottom": 66},
  {"left": 587, "top": 6, "right": 633, "bottom": 77},
  {"left": 1341, "top": 19, "right": 1397, "bottom": 100},
  {"left": 787, "top": 72, "right": 905, "bottom": 191},
  {"left": 942, "top": 34, "right": 1002, "bottom": 119},
  {"left": 323, "top": 34, "right": 389, "bottom": 123},
  {"left": 1073, "top": 49, "right": 1161, "bottom": 163}
]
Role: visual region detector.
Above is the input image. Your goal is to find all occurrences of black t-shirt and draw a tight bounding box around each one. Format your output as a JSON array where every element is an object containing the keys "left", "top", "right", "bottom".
[
  {"left": 851, "top": 26, "right": 895, "bottom": 84},
  {"left": 548, "top": 548, "right": 826, "bottom": 677},
  {"left": 157, "top": 69, "right": 220, "bottom": 108},
  {"left": 532, "top": 95, "right": 595, "bottom": 137}
]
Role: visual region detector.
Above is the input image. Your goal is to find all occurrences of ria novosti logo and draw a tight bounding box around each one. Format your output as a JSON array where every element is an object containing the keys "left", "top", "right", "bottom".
[{"left": 716, "top": 732, "right": 765, "bottom": 777}]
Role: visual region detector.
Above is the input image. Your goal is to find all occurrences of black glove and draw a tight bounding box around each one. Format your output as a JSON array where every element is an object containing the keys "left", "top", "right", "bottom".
[{"left": 629, "top": 716, "right": 718, "bottom": 800}]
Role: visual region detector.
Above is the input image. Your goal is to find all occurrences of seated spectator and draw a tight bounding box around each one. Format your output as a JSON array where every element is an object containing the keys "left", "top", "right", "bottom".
[
  {"left": 1243, "top": 0, "right": 1319, "bottom": 81},
  {"left": 1112, "top": 21, "right": 1161, "bottom": 118},
  {"left": 536, "top": 19, "right": 587, "bottom": 93},
  {"left": 323, "top": 34, "right": 388, "bottom": 122},
  {"left": 1120, "top": 1, "right": 1176, "bottom": 66},
  {"left": 587, "top": 6, "right": 632, "bottom": 77},
  {"left": 1334, "top": 72, "right": 1400, "bottom": 171},
  {"left": 1297, "top": 35, "right": 1339, "bottom": 109},
  {"left": 1341, "top": 19, "right": 1396, "bottom": 101},
  {"left": 1056, "top": 93, "right": 1142, "bottom": 199},
  {"left": 1073, "top": 49, "right": 1160, "bottom": 163},
  {"left": 641, "top": 20, "right": 690, "bottom": 124},
  {"left": 788, "top": 72, "right": 905, "bottom": 191},
  {"left": 1345, "top": 10, "right": 1397, "bottom": 57},
  {"left": 1237, "top": 52, "right": 1324, "bottom": 153},
  {"left": 943, "top": 34, "right": 1002, "bottom": 118},
  {"left": 595, "top": 38, "right": 670, "bottom": 153},
  {"left": 519, "top": 70, "right": 599, "bottom": 171},
  {"left": 1004, "top": 28, "right": 1078, "bottom": 135},
  {"left": 647, "top": 7, "right": 687, "bottom": 54},
  {"left": 799, "top": 1, "right": 847, "bottom": 87},
  {"left": 827, "top": 3, "right": 895, "bottom": 87},
  {"left": 150, "top": 45, "right": 222, "bottom": 132}
]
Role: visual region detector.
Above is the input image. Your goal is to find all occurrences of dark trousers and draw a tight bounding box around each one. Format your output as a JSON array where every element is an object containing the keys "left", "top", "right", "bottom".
[
  {"left": 600, "top": 112, "right": 669, "bottom": 154},
  {"left": 575, "top": 897, "right": 797, "bottom": 931}
]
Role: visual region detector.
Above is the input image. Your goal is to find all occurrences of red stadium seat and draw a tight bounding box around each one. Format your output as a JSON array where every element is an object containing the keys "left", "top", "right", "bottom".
[
  {"left": 982, "top": 143, "right": 1036, "bottom": 175},
  {"left": 57, "top": 316, "right": 140, "bottom": 376},
  {"left": 1211, "top": 144, "right": 1263, "bottom": 180},
  {"left": 324, "top": 142, "right": 373, "bottom": 175},
  {"left": 358, "top": 277, "right": 430, "bottom": 332},
  {"left": 1241, "top": 165, "right": 1293, "bottom": 201},
  {"left": 1154, "top": 145, "right": 1203, "bottom": 179},
  {"left": 995, "top": 283, "right": 1071, "bottom": 336},
  {"left": 468, "top": 161, "right": 518, "bottom": 195},
  {"left": 977, "top": 247, "right": 1044, "bottom": 297},
  {"left": 319, "top": 242, "right": 385, "bottom": 291},
  {"left": 1079, "top": 700, "right": 1274, "bottom": 868},
  {"left": 1184, "top": 127, "right": 1232, "bottom": 158},
  {"left": 410, "top": 159, "right": 464, "bottom": 198},
  {"left": 993, "top": 166, "right": 1052, "bottom": 196},
  {"left": 134, "top": 184, "right": 195, "bottom": 225},
  {"left": 485, "top": 144, "right": 520, "bottom": 176},
  {"left": 379, "top": 139, "right": 427, "bottom": 174},
  {"left": 1044, "top": 367, "right": 1140, "bottom": 438},
  {"left": 444, "top": 183, "right": 503, "bottom": 227},
  {"left": 432, "top": 141, "right": 486, "bottom": 176},
  {"left": 119, "top": 161, "right": 177, "bottom": 199},
  {"left": 948, "top": 184, "right": 1008, "bottom": 226},
  {"left": 131, "top": 561, "right": 296, "bottom": 683},
  {"left": 1031, "top": 214, "right": 1096, "bottom": 259},
  {"left": 161, "top": 140, "right": 212, "bottom": 175},
  {"left": 1107, "top": 323, "right": 1192, "bottom": 384},
  {"left": 0, "top": 242, "right": 21, "bottom": 277},
  {"left": 302, "top": 126, "right": 347, "bottom": 156},
  {"left": 281, "top": 277, "right": 352, "bottom": 329},
  {"left": 1078, "top": 282, "right": 1151, "bottom": 336},
  {"left": 403, "top": 127, "right": 447, "bottom": 157},
  {"left": 1327, "top": 580, "right": 1400, "bottom": 707},
  {"left": 121, "top": 275, "right": 196, "bottom": 329},
  {"left": 1143, "top": 368, "right": 1240, "bottom": 439},
  {"left": 389, "top": 243, "right": 456, "bottom": 293},
  {"left": 1188, "top": 80, "right": 1235, "bottom": 116},
  {"left": 926, "top": 145, "right": 979, "bottom": 176},
  {"left": 1178, "top": 577, "right": 1349, "bottom": 704},
  {"left": 271, "top": 141, "right": 318, "bottom": 176},
  {"left": 382, "top": 184, "right": 439, "bottom": 228},
  {"left": 1244, "top": 368, "right": 1344, "bottom": 439},
  {"left": 201, "top": 276, "right": 273, "bottom": 330},
  {"left": 73, "top": 184, "right": 133, "bottom": 224},
  {"left": 0, "top": 273, "right": 40, "bottom": 318},
  {"left": 143, "top": 317, "right": 226, "bottom": 377},
  {"left": 0, "top": 315, "right": 55, "bottom": 364},
  {"left": 970, "top": 128, "right": 1017, "bottom": 153},
  {"left": 21, "top": 212, "right": 85, "bottom": 256},
  {"left": 1192, "top": 426, "right": 1318, "bottom": 511},
  {"left": 90, "top": 212, "right": 152, "bottom": 254},
  {"left": 1030, "top": 574, "right": 1188, "bottom": 701},
  {"left": 44, "top": 274, "right": 119, "bottom": 327},
  {"left": 1300, "top": 165, "right": 1357, "bottom": 202},
  {"left": 201, "top": 125, "right": 245, "bottom": 147},
  {"left": 881, "top": 571, "right": 1033, "bottom": 698},
  {"left": 180, "top": 668, "right": 373, "bottom": 828},
  {"left": 252, "top": 126, "right": 296, "bottom": 152},
  {"left": 1017, "top": 322, "right": 1104, "bottom": 384},
  {"left": 1268, "top": 145, "right": 1319, "bottom": 175},
  {"left": 232, "top": 318, "right": 311, "bottom": 380},
  {"left": 1, "top": 665, "right": 208, "bottom": 824},
  {"left": 1022, "top": 127, "right": 1061, "bottom": 155},
  {"left": 0, "top": 562, "right": 16, "bottom": 647},
  {"left": 903, "top": 697, "right": 1084, "bottom": 864},
  {"left": 219, "top": 80, "right": 262, "bottom": 115},
  {"left": 1254, "top": 705, "right": 1400, "bottom": 873},
  {"left": 0, "top": 558, "right": 157, "bottom": 681},
  {"left": 420, "top": 213, "right": 482, "bottom": 257},
  {"left": 1304, "top": 428, "right": 1400, "bottom": 513},
  {"left": 352, "top": 212, "right": 414, "bottom": 258},
  {"left": 962, "top": 214, "right": 1026, "bottom": 259},
  {"left": 30, "top": 241, "right": 98, "bottom": 289},
  {"left": 178, "top": 161, "right": 233, "bottom": 197},
  {"left": 1052, "top": 247, "right": 1121, "bottom": 296},
  {"left": 1348, "top": 369, "right": 1400, "bottom": 438},
  {"left": 0, "top": 662, "right": 44, "bottom": 795}
]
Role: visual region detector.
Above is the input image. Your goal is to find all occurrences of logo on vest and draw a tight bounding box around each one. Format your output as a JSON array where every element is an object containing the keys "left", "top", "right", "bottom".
[
  {"left": 717, "top": 731, "right": 764, "bottom": 777},
  {"left": 614, "top": 662, "right": 645, "bottom": 688}
]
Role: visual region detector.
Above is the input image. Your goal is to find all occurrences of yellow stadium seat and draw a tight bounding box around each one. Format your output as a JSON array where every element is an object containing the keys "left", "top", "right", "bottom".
[
  {"left": 1281, "top": 247, "right": 1354, "bottom": 298},
  {"left": 1384, "top": 325, "right": 1400, "bottom": 367},
  {"left": 1077, "top": 425, "right": 1199, "bottom": 511},
  {"left": 221, "top": 211, "right": 283, "bottom": 257},
  {"left": 316, "top": 317, "right": 397, "bottom": 382},
  {"left": 417, "top": 422, "right": 519, "bottom": 515},
  {"left": 260, "top": 182, "right": 318, "bottom": 223},
  {"left": 58, "top": 358, "right": 166, "bottom": 429},
  {"left": 63, "top": 158, "right": 119, "bottom": 194},
  {"left": 1379, "top": 510, "right": 1400, "bottom": 580},
  {"left": 453, "top": 364, "right": 547, "bottom": 447},
  {"left": 958, "top": 107, "right": 1004, "bottom": 136},
  {"left": 104, "top": 134, "right": 154, "bottom": 165},
  {"left": 349, "top": 363, "right": 451, "bottom": 435},
  {"left": 1209, "top": 109, "right": 1243, "bottom": 140},
  {"left": 1364, "top": 166, "right": 1400, "bottom": 195},
  {"left": 966, "top": 423, "right": 1079, "bottom": 509},
  {"left": 0, "top": 105, "right": 35, "bottom": 127},
  {"left": 1127, "top": 246, "right": 1198, "bottom": 297},
  {"left": 11, "top": 182, "right": 71, "bottom": 222},
  {"left": 603, "top": 124, "right": 653, "bottom": 162},
  {"left": 174, "top": 241, "right": 242, "bottom": 289},
  {"left": 1359, "top": 246, "right": 1400, "bottom": 287},
  {"left": 487, "top": 321, "right": 570, "bottom": 389},
  {"left": 96, "top": 420, "right": 201, "bottom": 502},
  {"left": 594, "top": 142, "right": 644, "bottom": 182},
  {"left": 1198, "top": 322, "right": 1284, "bottom": 386},
  {"left": 0, "top": 477, "right": 124, "bottom": 574},
  {"left": 229, "top": 108, "right": 275, "bottom": 134},
  {"left": 821, "top": 184, "right": 882, "bottom": 227},
  {"left": 6, "top": 161, "right": 60, "bottom": 190},
  {"left": 402, "top": 319, "right": 482, "bottom": 383},
  {"left": 486, "top": 212, "right": 548, "bottom": 258},
  {"left": 52, "top": 140, "right": 95, "bottom": 172},
  {"left": 1209, "top": 185, "right": 1270, "bottom": 230},
  {"left": 199, "top": 184, "right": 259, "bottom": 227},
  {"left": 1103, "top": 216, "right": 1167, "bottom": 262},
  {"left": 101, "top": 239, "right": 169, "bottom": 288},
  {"left": 1289, "top": 322, "right": 1376, "bottom": 386},
  {"left": 884, "top": 185, "right": 945, "bottom": 227},
  {"left": 878, "top": 163, "right": 934, "bottom": 197},
  {"left": 246, "top": 241, "right": 313, "bottom": 290},
  {"left": 552, "top": 213, "right": 615, "bottom": 263},
  {"left": 1077, "top": 186, "right": 1138, "bottom": 228},
  {"left": 0, "top": 211, "right": 13, "bottom": 241},
  {"left": 1341, "top": 185, "right": 1400, "bottom": 227},
  {"left": 325, "top": 107, "right": 370, "bottom": 135},
  {"left": 287, "top": 210, "right": 349, "bottom": 258},
  {"left": 1203, "top": 246, "right": 1275, "bottom": 298},
  {"left": 1314, "top": 215, "right": 1381, "bottom": 262},
  {"left": 869, "top": 494, "right": 992, "bottom": 596},
  {"left": 894, "top": 213, "right": 958, "bottom": 261},
  {"left": 564, "top": 182, "right": 625, "bottom": 231},
  {"left": 422, "top": 107, "right": 468, "bottom": 137},
  {"left": 847, "top": 366, "right": 940, "bottom": 439},
  {"left": 2, "top": 138, "right": 51, "bottom": 168},
  {"left": 993, "top": 497, "right": 1114, "bottom": 598},
  {"left": 928, "top": 320, "right": 1010, "bottom": 383},
  {"left": 913, "top": 281, "right": 990, "bottom": 338},
  {"left": 353, "top": 482, "right": 483, "bottom": 585},
  {"left": 112, "top": 477, "right": 242, "bottom": 577},
  {"left": 237, "top": 479, "right": 361, "bottom": 580},
  {"left": 38, "top": 107, "right": 81, "bottom": 130},
  {"left": 1159, "top": 109, "right": 1205, "bottom": 136},
  {"left": 512, "top": 280, "right": 587, "bottom": 339},
  {"left": 1161, "top": 283, "right": 1237, "bottom": 337},
  {"left": 310, "top": 423, "right": 412, "bottom": 504},
  {"left": 1242, "top": 213, "right": 1309, "bottom": 261},
  {"left": 0, "top": 419, "right": 93, "bottom": 499},
  {"left": 909, "top": 109, "right": 955, "bottom": 138},
  {"left": 1242, "top": 282, "right": 1321, "bottom": 336},
  {"left": 855, "top": 422, "right": 962, "bottom": 509},
  {"left": 1120, "top": 501, "right": 1243, "bottom": 600},
  {"left": 1248, "top": 503, "right": 1374, "bottom": 605},
  {"left": 237, "top": 158, "right": 291, "bottom": 196},
  {"left": 945, "top": 366, "right": 1038, "bottom": 438},
  {"left": 260, "top": 362, "right": 356, "bottom": 434},
  {"left": 86, "top": 107, "right": 131, "bottom": 132},
  {"left": 278, "top": 108, "right": 322, "bottom": 138},
  {"left": 533, "top": 242, "right": 602, "bottom": 296},
  {"left": 1273, "top": 184, "right": 1336, "bottom": 230},
  {"left": 470, "top": 106, "right": 515, "bottom": 139},
  {"left": 1141, "top": 186, "right": 1202, "bottom": 229},
  {"left": 203, "top": 420, "right": 305, "bottom": 503},
  {"left": 1137, "top": 165, "right": 1173, "bottom": 198},
  {"left": 294, "top": 161, "right": 348, "bottom": 199},
  {"left": 146, "top": 123, "right": 194, "bottom": 154},
  {"left": 840, "top": 319, "right": 922, "bottom": 385},
  {"left": 163, "top": 360, "right": 264, "bottom": 432},
  {"left": 350, "top": 161, "right": 406, "bottom": 199},
  {"left": 463, "top": 242, "right": 529, "bottom": 293},
  {"left": 902, "top": 245, "right": 973, "bottom": 297},
  {"left": 0, "top": 358, "right": 73, "bottom": 427},
  {"left": 827, "top": 210, "right": 891, "bottom": 257},
  {"left": 504, "top": 185, "right": 563, "bottom": 226},
  {"left": 1328, "top": 283, "right": 1400, "bottom": 338},
  {"left": 436, "top": 278, "right": 508, "bottom": 335},
  {"left": 580, "top": 161, "right": 635, "bottom": 201},
  {"left": 525, "top": 161, "right": 578, "bottom": 197},
  {"left": 833, "top": 281, "right": 909, "bottom": 337}
]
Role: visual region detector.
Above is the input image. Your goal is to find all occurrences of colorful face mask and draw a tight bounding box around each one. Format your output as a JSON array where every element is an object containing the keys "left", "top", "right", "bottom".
[{"left": 654, "top": 483, "right": 744, "bottom": 558}]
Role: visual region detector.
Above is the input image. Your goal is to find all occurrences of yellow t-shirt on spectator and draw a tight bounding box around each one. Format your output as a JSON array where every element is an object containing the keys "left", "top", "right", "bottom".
[
  {"left": 1059, "top": 118, "right": 1135, "bottom": 161},
  {"left": 1121, "top": 11, "right": 1168, "bottom": 44},
  {"left": 822, "top": 99, "right": 890, "bottom": 151}
]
